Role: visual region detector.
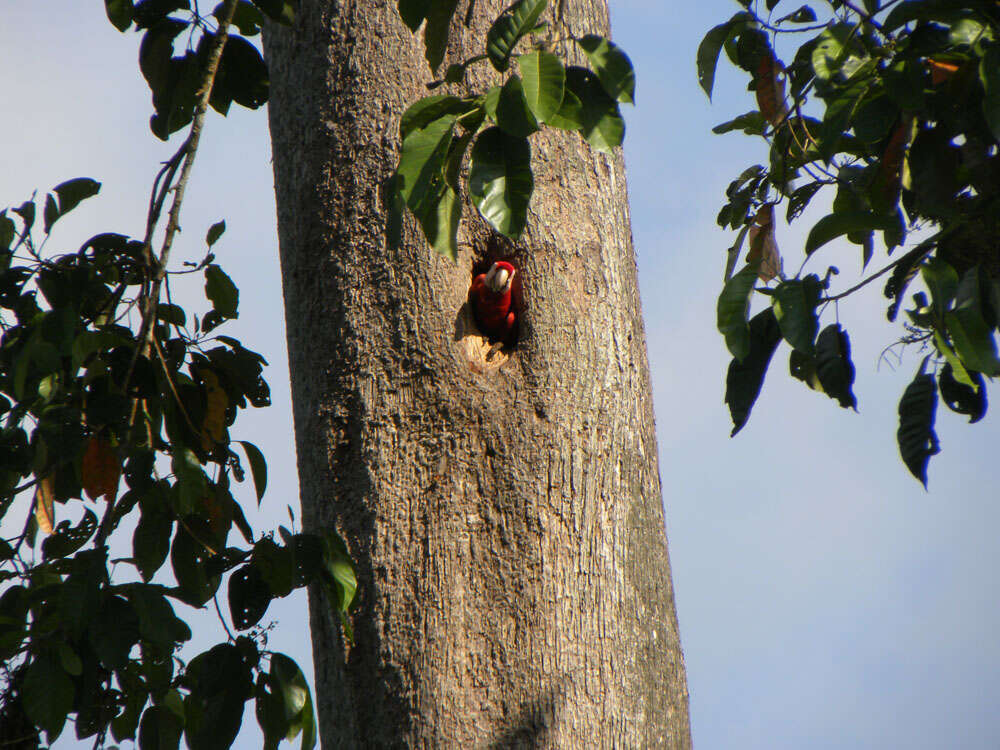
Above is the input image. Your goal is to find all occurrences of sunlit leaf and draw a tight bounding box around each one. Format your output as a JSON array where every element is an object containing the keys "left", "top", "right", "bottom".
[
  {"left": 486, "top": 0, "right": 548, "bottom": 72},
  {"left": 469, "top": 127, "right": 533, "bottom": 238},
  {"left": 576, "top": 34, "right": 635, "bottom": 104},
  {"left": 496, "top": 75, "right": 539, "bottom": 137},
  {"left": 518, "top": 51, "right": 565, "bottom": 123}
]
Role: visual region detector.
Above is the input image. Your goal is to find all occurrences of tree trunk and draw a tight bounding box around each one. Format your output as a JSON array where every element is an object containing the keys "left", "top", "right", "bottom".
[{"left": 263, "top": 0, "right": 691, "bottom": 746}]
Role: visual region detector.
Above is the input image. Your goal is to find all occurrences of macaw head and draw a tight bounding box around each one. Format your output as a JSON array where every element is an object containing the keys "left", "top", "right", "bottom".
[{"left": 484, "top": 261, "right": 516, "bottom": 294}]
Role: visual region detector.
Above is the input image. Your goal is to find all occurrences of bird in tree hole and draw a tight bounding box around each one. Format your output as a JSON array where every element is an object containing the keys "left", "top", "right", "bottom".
[{"left": 468, "top": 260, "right": 520, "bottom": 348}]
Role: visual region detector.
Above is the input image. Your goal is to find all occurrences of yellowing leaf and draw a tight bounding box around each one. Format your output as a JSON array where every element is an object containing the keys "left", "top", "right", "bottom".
[
  {"left": 201, "top": 370, "right": 228, "bottom": 451},
  {"left": 82, "top": 436, "right": 121, "bottom": 501},
  {"left": 35, "top": 476, "right": 56, "bottom": 535},
  {"left": 747, "top": 204, "right": 782, "bottom": 282}
]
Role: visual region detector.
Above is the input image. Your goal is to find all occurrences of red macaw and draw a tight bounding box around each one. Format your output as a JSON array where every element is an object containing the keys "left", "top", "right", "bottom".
[{"left": 469, "top": 261, "right": 519, "bottom": 345}]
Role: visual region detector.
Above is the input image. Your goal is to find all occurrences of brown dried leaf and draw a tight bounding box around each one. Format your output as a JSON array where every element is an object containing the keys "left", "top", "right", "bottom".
[
  {"left": 875, "top": 117, "right": 912, "bottom": 210},
  {"left": 82, "top": 436, "right": 121, "bottom": 501},
  {"left": 747, "top": 204, "right": 782, "bottom": 282},
  {"left": 755, "top": 53, "right": 789, "bottom": 128},
  {"left": 35, "top": 475, "right": 55, "bottom": 535},
  {"left": 928, "top": 59, "right": 960, "bottom": 86}
]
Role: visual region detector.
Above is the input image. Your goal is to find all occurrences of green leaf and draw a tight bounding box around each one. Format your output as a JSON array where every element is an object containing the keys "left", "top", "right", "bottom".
[
  {"left": 397, "top": 0, "right": 430, "bottom": 31},
  {"left": 213, "top": 35, "right": 270, "bottom": 110},
  {"left": 270, "top": 654, "right": 317, "bottom": 750},
  {"left": 981, "top": 44, "right": 1000, "bottom": 143},
  {"left": 182, "top": 644, "right": 254, "bottom": 750},
  {"left": 23, "top": 654, "right": 74, "bottom": 740},
  {"left": 253, "top": 0, "right": 295, "bottom": 24},
  {"left": 253, "top": 537, "right": 296, "bottom": 598},
  {"left": 897, "top": 366, "right": 939, "bottom": 488},
  {"left": 237, "top": 440, "right": 268, "bottom": 504},
  {"left": 772, "top": 275, "right": 823, "bottom": 355},
  {"left": 54, "top": 177, "right": 102, "bottom": 217},
  {"left": 805, "top": 211, "right": 899, "bottom": 255},
  {"left": 546, "top": 86, "right": 584, "bottom": 130},
  {"left": 564, "top": 67, "right": 624, "bottom": 153},
  {"left": 933, "top": 329, "right": 975, "bottom": 388},
  {"left": 469, "top": 127, "right": 533, "bottom": 238},
  {"left": 43, "top": 194, "right": 59, "bottom": 234},
  {"left": 712, "top": 111, "right": 767, "bottom": 135},
  {"left": 517, "top": 51, "right": 565, "bottom": 123},
  {"left": 946, "top": 270, "right": 1000, "bottom": 376},
  {"left": 726, "top": 307, "right": 782, "bottom": 436},
  {"left": 206, "top": 220, "right": 226, "bottom": 247},
  {"left": 717, "top": 262, "right": 758, "bottom": 361},
  {"left": 776, "top": 5, "right": 817, "bottom": 23},
  {"left": 697, "top": 12, "right": 750, "bottom": 99},
  {"left": 400, "top": 96, "right": 474, "bottom": 140},
  {"left": 106, "top": 0, "right": 134, "bottom": 30},
  {"left": 422, "top": 182, "right": 461, "bottom": 260},
  {"left": 229, "top": 563, "right": 272, "bottom": 629},
  {"left": 811, "top": 23, "right": 853, "bottom": 81},
  {"left": 134, "top": 484, "right": 174, "bottom": 582},
  {"left": 486, "top": 0, "right": 548, "bottom": 72},
  {"left": 139, "top": 706, "right": 183, "bottom": 750},
  {"left": 496, "top": 75, "right": 539, "bottom": 137},
  {"left": 939, "top": 362, "right": 987, "bottom": 423},
  {"left": 423, "top": 0, "right": 460, "bottom": 71},
  {"left": 171, "top": 517, "right": 221, "bottom": 606},
  {"left": 90, "top": 595, "right": 141, "bottom": 670},
  {"left": 129, "top": 585, "right": 192, "bottom": 648},
  {"left": 576, "top": 34, "right": 636, "bottom": 104},
  {"left": 397, "top": 114, "right": 455, "bottom": 213},
  {"left": 921, "top": 257, "right": 958, "bottom": 313},
  {"left": 205, "top": 264, "right": 239, "bottom": 319},
  {"left": 157, "top": 302, "right": 187, "bottom": 326},
  {"left": 815, "top": 323, "right": 857, "bottom": 409},
  {"left": 786, "top": 181, "right": 824, "bottom": 222},
  {"left": 42, "top": 508, "right": 98, "bottom": 560},
  {"left": 223, "top": 1, "right": 265, "bottom": 35}
]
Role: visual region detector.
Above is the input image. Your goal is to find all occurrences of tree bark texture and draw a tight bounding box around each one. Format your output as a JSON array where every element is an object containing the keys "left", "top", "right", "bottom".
[{"left": 263, "top": 0, "right": 691, "bottom": 746}]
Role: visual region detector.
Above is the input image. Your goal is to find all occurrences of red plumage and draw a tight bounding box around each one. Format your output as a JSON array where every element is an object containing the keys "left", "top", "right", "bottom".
[{"left": 469, "top": 261, "right": 519, "bottom": 345}]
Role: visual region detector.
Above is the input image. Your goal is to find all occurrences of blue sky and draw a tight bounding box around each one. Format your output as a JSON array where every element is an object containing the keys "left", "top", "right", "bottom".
[{"left": 2, "top": 2, "right": 998, "bottom": 747}]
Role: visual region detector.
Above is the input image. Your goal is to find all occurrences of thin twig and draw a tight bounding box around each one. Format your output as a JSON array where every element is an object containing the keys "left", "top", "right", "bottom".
[
  {"left": 839, "top": 0, "right": 885, "bottom": 31},
  {"left": 823, "top": 254, "right": 905, "bottom": 302},
  {"left": 96, "top": 0, "right": 241, "bottom": 550}
]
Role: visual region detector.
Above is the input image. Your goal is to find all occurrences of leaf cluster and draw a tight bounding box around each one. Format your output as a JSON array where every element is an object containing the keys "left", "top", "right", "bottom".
[
  {"left": 388, "top": 0, "right": 636, "bottom": 259},
  {"left": 701, "top": 0, "right": 1000, "bottom": 485},
  {"left": 0, "top": 3, "right": 357, "bottom": 748}
]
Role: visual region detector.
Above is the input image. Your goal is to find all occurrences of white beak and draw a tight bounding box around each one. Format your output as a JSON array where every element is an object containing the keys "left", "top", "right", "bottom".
[{"left": 486, "top": 265, "right": 513, "bottom": 293}]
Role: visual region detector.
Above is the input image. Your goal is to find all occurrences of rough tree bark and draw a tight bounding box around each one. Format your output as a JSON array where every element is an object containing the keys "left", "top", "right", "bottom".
[{"left": 263, "top": 0, "right": 691, "bottom": 746}]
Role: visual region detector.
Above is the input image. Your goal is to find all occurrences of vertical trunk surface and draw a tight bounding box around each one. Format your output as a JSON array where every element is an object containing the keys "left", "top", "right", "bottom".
[{"left": 264, "top": 0, "right": 691, "bottom": 746}]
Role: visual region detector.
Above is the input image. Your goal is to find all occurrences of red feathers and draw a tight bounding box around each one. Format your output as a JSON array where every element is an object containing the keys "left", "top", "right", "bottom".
[{"left": 469, "top": 261, "right": 520, "bottom": 345}]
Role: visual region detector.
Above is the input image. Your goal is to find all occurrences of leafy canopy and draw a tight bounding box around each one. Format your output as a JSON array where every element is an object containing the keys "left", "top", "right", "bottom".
[
  {"left": 0, "top": 2, "right": 355, "bottom": 748},
  {"left": 700, "top": 0, "right": 1000, "bottom": 487},
  {"left": 387, "top": 0, "right": 636, "bottom": 259}
]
